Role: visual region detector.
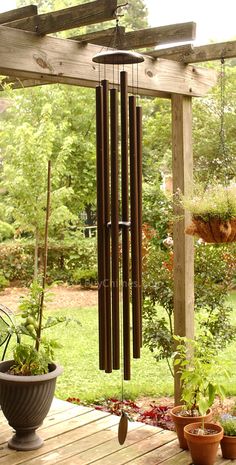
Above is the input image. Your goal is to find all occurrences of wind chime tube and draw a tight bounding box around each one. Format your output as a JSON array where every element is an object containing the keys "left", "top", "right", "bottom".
[
  {"left": 129, "top": 95, "right": 141, "bottom": 359},
  {"left": 102, "top": 79, "right": 112, "bottom": 373},
  {"left": 96, "top": 85, "right": 107, "bottom": 370},
  {"left": 136, "top": 105, "right": 143, "bottom": 347},
  {"left": 110, "top": 87, "right": 120, "bottom": 370},
  {"left": 120, "top": 71, "right": 131, "bottom": 380}
]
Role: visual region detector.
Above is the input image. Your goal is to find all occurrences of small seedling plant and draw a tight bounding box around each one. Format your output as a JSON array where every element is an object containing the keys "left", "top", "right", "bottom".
[{"left": 174, "top": 335, "right": 227, "bottom": 433}]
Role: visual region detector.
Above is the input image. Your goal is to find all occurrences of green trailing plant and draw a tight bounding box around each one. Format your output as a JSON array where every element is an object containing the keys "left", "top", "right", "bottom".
[
  {"left": 174, "top": 335, "right": 227, "bottom": 423},
  {"left": 181, "top": 183, "right": 236, "bottom": 221},
  {"left": 220, "top": 414, "right": 236, "bottom": 436},
  {"left": 0, "top": 272, "right": 9, "bottom": 291}
]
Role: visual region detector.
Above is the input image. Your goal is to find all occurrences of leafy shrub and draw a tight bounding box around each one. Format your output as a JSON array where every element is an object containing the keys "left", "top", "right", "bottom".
[
  {"left": 0, "top": 236, "right": 97, "bottom": 286},
  {"left": 143, "top": 241, "right": 236, "bottom": 373},
  {"left": 0, "top": 221, "right": 14, "bottom": 242},
  {"left": 71, "top": 268, "right": 97, "bottom": 287},
  {"left": 0, "top": 272, "right": 9, "bottom": 291}
]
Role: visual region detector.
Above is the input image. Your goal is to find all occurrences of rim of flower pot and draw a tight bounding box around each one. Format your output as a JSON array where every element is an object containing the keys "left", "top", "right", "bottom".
[
  {"left": 171, "top": 405, "right": 212, "bottom": 421},
  {"left": 184, "top": 422, "right": 224, "bottom": 443},
  {"left": 0, "top": 360, "right": 63, "bottom": 383}
]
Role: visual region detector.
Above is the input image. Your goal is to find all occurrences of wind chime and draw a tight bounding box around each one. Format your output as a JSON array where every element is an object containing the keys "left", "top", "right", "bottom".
[{"left": 92, "top": 11, "right": 144, "bottom": 440}]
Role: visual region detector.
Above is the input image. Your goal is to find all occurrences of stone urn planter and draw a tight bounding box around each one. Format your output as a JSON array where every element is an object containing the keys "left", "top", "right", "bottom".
[
  {"left": 170, "top": 405, "right": 212, "bottom": 449},
  {"left": 0, "top": 359, "right": 62, "bottom": 451},
  {"left": 184, "top": 422, "right": 224, "bottom": 465}
]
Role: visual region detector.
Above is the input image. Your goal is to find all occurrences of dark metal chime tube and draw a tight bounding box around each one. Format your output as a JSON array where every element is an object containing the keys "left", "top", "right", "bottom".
[
  {"left": 120, "top": 71, "right": 131, "bottom": 380},
  {"left": 129, "top": 95, "right": 141, "bottom": 359},
  {"left": 110, "top": 87, "right": 120, "bottom": 370},
  {"left": 136, "top": 105, "right": 143, "bottom": 346},
  {"left": 96, "top": 71, "right": 143, "bottom": 378},
  {"left": 101, "top": 79, "right": 112, "bottom": 373},
  {"left": 96, "top": 85, "right": 106, "bottom": 370}
]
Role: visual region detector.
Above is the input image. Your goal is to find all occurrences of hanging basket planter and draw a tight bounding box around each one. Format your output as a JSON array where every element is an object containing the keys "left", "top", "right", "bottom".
[
  {"left": 181, "top": 183, "right": 236, "bottom": 244},
  {"left": 186, "top": 216, "right": 236, "bottom": 243}
]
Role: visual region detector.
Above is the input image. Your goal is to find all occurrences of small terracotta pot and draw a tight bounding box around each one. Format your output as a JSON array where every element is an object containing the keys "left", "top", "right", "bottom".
[
  {"left": 170, "top": 406, "right": 212, "bottom": 450},
  {"left": 220, "top": 435, "right": 236, "bottom": 459},
  {"left": 184, "top": 422, "right": 224, "bottom": 465}
]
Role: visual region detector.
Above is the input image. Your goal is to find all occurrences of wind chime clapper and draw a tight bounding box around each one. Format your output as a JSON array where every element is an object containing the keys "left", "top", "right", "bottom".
[{"left": 93, "top": 32, "right": 144, "bottom": 382}]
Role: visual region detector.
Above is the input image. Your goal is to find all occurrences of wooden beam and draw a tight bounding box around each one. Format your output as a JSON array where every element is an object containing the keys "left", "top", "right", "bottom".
[
  {"left": 172, "top": 94, "right": 194, "bottom": 405},
  {"left": 0, "top": 5, "right": 37, "bottom": 24},
  {"left": 148, "top": 41, "right": 236, "bottom": 63},
  {"left": 183, "top": 40, "right": 236, "bottom": 63},
  {"left": 147, "top": 44, "right": 194, "bottom": 61},
  {"left": 71, "top": 27, "right": 125, "bottom": 45},
  {"left": 70, "top": 22, "right": 196, "bottom": 49},
  {"left": 0, "top": 26, "right": 217, "bottom": 98},
  {"left": 5, "top": 0, "right": 117, "bottom": 35}
]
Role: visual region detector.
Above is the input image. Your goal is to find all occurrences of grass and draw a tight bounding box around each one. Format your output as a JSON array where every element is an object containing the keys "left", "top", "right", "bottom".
[
  {"left": 4, "top": 290, "right": 236, "bottom": 404},
  {"left": 44, "top": 306, "right": 173, "bottom": 403}
]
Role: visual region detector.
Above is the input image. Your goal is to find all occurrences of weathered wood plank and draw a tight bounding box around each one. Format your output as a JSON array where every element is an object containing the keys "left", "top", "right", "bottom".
[
  {"left": 0, "top": 415, "right": 123, "bottom": 464},
  {"left": 148, "top": 41, "right": 236, "bottom": 63},
  {"left": 183, "top": 40, "right": 236, "bottom": 63},
  {"left": 0, "top": 26, "right": 217, "bottom": 97},
  {"left": 172, "top": 95, "right": 194, "bottom": 405},
  {"left": 70, "top": 22, "right": 196, "bottom": 49},
  {"left": 71, "top": 27, "right": 125, "bottom": 44},
  {"left": 5, "top": 0, "right": 117, "bottom": 35},
  {"left": 127, "top": 440, "right": 182, "bottom": 464},
  {"left": 82, "top": 430, "right": 176, "bottom": 465},
  {"left": 147, "top": 44, "right": 194, "bottom": 61},
  {"left": 0, "top": 5, "right": 37, "bottom": 24}
]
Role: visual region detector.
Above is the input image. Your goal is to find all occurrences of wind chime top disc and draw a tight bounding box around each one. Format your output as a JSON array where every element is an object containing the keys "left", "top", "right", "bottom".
[{"left": 92, "top": 50, "right": 144, "bottom": 65}]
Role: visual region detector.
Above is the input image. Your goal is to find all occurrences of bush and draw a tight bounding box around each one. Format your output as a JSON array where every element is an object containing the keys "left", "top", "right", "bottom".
[
  {"left": 143, "top": 241, "right": 236, "bottom": 374},
  {"left": 0, "top": 236, "right": 97, "bottom": 286},
  {"left": 0, "top": 272, "right": 9, "bottom": 291},
  {"left": 71, "top": 268, "right": 98, "bottom": 287},
  {"left": 0, "top": 221, "right": 14, "bottom": 242}
]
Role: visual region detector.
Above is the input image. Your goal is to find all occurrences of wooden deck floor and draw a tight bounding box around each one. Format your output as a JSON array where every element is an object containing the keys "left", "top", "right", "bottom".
[{"left": 0, "top": 398, "right": 235, "bottom": 465}]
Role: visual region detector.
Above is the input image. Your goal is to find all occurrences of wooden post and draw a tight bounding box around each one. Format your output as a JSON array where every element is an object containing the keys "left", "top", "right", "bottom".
[{"left": 171, "top": 94, "right": 194, "bottom": 405}]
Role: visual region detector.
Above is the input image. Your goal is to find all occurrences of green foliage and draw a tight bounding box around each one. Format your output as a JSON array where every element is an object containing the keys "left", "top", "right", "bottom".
[
  {"left": 0, "top": 221, "right": 14, "bottom": 242},
  {"left": 174, "top": 336, "right": 227, "bottom": 416},
  {"left": 220, "top": 414, "right": 236, "bottom": 436},
  {"left": 181, "top": 184, "right": 236, "bottom": 221},
  {"left": 0, "top": 272, "right": 9, "bottom": 291},
  {"left": 0, "top": 236, "right": 97, "bottom": 285},
  {"left": 143, "top": 241, "right": 236, "bottom": 371},
  {"left": 71, "top": 268, "right": 97, "bottom": 287},
  {"left": 142, "top": 182, "right": 173, "bottom": 246},
  {"left": 6, "top": 281, "right": 77, "bottom": 375}
]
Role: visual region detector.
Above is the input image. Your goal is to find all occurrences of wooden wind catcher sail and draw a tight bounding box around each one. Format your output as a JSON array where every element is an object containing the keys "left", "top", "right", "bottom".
[{"left": 93, "top": 50, "right": 144, "bottom": 380}]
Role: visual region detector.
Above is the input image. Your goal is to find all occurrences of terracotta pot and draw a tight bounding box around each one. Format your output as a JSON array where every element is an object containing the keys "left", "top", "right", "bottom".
[
  {"left": 184, "top": 422, "right": 224, "bottom": 465},
  {"left": 185, "top": 216, "right": 236, "bottom": 243},
  {"left": 170, "top": 406, "right": 212, "bottom": 450},
  {"left": 220, "top": 434, "right": 236, "bottom": 459},
  {"left": 0, "top": 359, "right": 63, "bottom": 451}
]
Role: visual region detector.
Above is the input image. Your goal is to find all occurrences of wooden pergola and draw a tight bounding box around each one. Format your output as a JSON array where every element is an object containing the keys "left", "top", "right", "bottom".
[{"left": 1, "top": 0, "right": 236, "bottom": 404}]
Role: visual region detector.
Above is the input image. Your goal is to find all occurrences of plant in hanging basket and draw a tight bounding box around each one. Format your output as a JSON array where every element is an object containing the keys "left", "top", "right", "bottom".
[
  {"left": 171, "top": 335, "right": 227, "bottom": 453},
  {"left": 182, "top": 184, "right": 236, "bottom": 243}
]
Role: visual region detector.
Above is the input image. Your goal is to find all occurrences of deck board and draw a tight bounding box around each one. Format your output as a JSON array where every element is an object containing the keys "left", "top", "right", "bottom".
[{"left": 0, "top": 399, "right": 235, "bottom": 465}]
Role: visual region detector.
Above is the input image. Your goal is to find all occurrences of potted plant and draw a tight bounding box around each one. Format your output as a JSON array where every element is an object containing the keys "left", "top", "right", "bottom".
[
  {"left": 171, "top": 335, "right": 226, "bottom": 462},
  {"left": 0, "top": 161, "right": 75, "bottom": 451},
  {"left": 182, "top": 183, "right": 236, "bottom": 243},
  {"left": 219, "top": 413, "right": 236, "bottom": 459}
]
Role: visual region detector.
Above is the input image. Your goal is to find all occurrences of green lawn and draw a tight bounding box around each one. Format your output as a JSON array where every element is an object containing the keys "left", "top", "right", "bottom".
[
  {"left": 4, "top": 291, "right": 236, "bottom": 403},
  {"left": 45, "top": 306, "right": 173, "bottom": 403}
]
